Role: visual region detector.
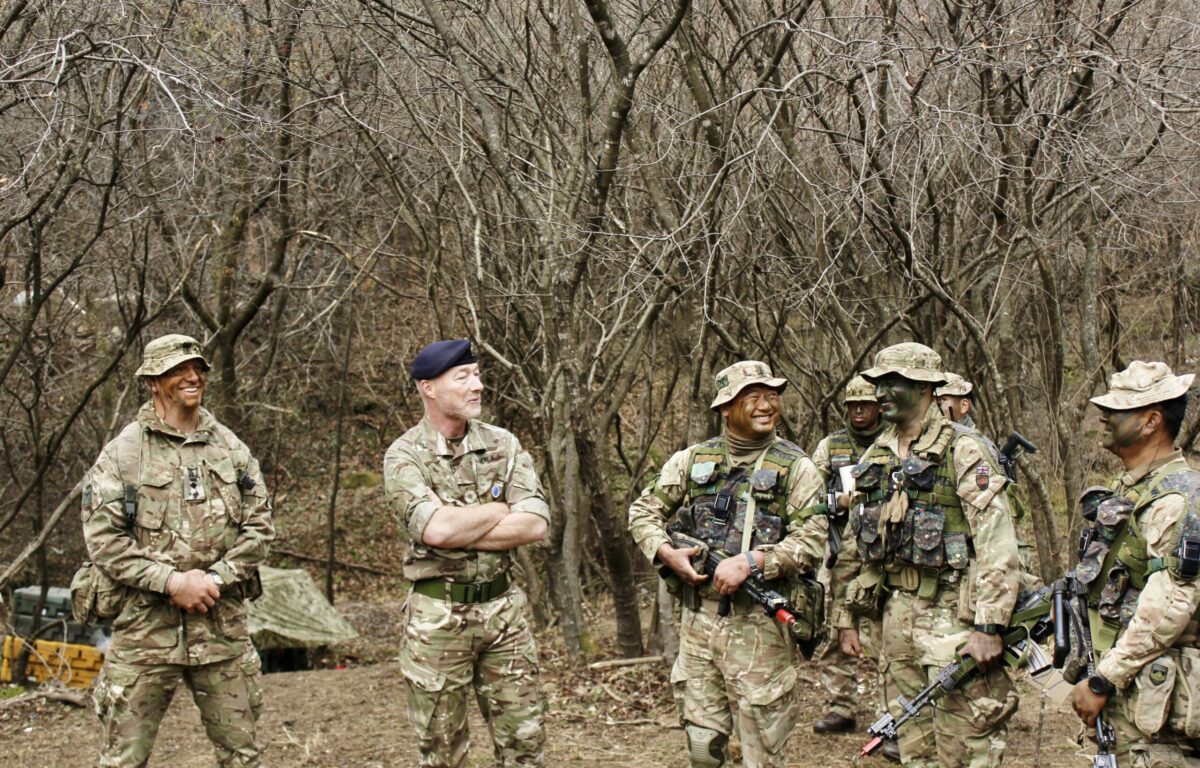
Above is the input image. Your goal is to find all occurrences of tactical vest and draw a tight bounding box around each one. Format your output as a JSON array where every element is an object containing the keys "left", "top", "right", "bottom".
[
  {"left": 848, "top": 422, "right": 982, "bottom": 572},
  {"left": 826, "top": 429, "right": 862, "bottom": 473},
  {"left": 1077, "top": 465, "right": 1200, "bottom": 652},
  {"left": 678, "top": 436, "right": 803, "bottom": 557}
]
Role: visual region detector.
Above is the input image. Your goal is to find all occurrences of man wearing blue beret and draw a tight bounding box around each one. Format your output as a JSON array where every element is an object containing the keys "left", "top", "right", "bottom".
[{"left": 384, "top": 339, "right": 550, "bottom": 767}]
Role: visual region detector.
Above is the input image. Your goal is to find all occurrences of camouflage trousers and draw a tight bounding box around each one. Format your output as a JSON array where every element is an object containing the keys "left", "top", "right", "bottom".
[
  {"left": 880, "top": 586, "right": 1017, "bottom": 768},
  {"left": 1087, "top": 648, "right": 1200, "bottom": 767},
  {"left": 817, "top": 614, "right": 881, "bottom": 720},
  {"left": 398, "top": 585, "right": 545, "bottom": 768},
  {"left": 93, "top": 645, "right": 264, "bottom": 767},
  {"left": 672, "top": 597, "right": 797, "bottom": 767}
]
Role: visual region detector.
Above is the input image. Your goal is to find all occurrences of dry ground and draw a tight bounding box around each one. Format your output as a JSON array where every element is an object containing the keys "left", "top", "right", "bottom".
[{"left": 1, "top": 601, "right": 1092, "bottom": 767}]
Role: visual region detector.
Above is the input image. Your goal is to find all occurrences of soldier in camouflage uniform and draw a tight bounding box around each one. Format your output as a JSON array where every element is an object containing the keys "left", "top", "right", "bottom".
[
  {"left": 810, "top": 376, "right": 899, "bottom": 757},
  {"left": 81, "top": 334, "right": 274, "bottom": 767},
  {"left": 1068, "top": 361, "right": 1200, "bottom": 767},
  {"left": 834, "top": 343, "right": 1021, "bottom": 768},
  {"left": 935, "top": 373, "right": 976, "bottom": 430},
  {"left": 628, "top": 361, "right": 826, "bottom": 768},
  {"left": 383, "top": 339, "right": 549, "bottom": 768}
]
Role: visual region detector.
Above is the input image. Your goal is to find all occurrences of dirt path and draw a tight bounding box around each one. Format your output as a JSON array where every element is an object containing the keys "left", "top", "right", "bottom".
[{"left": 1, "top": 601, "right": 1091, "bottom": 767}]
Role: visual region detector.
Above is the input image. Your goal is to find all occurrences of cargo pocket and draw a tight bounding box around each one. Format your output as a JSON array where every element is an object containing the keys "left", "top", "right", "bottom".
[
  {"left": 742, "top": 665, "right": 797, "bottom": 756},
  {"left": 93, "top": 663, "right": 140, "bottom": 731},
  {"left": 135, "top": 466, "right": 173, "bottom": 546},
  {"left": 1169, "top": 647, "right": 1200, "bottom": 738},
  {"left": 399, "top": 648, "right": 449, "bottom": 732},
  {"left": 208, "top": 457, "right": 243, "bottom": 524},
  {"left": 71, "top": 562, "right": 127, "bottom": 623},
  {"left": 241, "top": 649, "right": 264, "bottom": 723},
  {"left": 1132, "top": 655, "right": 1177, "bottom": 736}
]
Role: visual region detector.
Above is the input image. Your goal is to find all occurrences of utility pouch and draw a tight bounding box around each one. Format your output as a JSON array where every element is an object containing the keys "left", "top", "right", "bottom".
[
  {"left": 845, "top": 568, "right": 886, "bottom": 618},
  {"left": 1079, "top": 486, "right": 1114, "bottom": 523},
  {"left": 901, "top": 456, "right": 938, "bottom": 491},
  {"left": 1132, "top": 654, "right": 1178, "bottom": 736},
  {"left": 750, "top": 469, "right": 780, "bottom": 502},
  {"left": 1168, "top": 646, "right": 1200, "bottom": 738},
  {"left": 1097, "top": 567, "right": 1132, "bottom": 624},
  {"left": 787, "top": 576, "right": 827, "bottom": 655},
  {"left": 851, "top": 462, "right": 884, "bottom": 493},
  {"left": 750, "top": 513, "right": 784, "bottom": 549},
  {"left": 70, "top": 561, "right": 127, "bottom": 624},
  {"left": 855, "top": 503, "right": 887, "bottom": 563},
  {"left": 911, "top": 504, "right": 946, "bottom": 568},
  {"left": 1096, "top": 496, "right": 1135, "bottom": 538}
]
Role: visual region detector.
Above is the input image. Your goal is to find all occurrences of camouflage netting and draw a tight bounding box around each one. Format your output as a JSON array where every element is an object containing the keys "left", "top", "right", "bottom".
[{"left": 247, "top": 567, "right": 359, "bottom": 651}]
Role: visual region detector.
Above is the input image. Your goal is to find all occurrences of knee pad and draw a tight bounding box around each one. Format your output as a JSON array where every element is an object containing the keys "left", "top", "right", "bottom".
[{"left": 684, "top": 723, "right": 727, "bottom": 768}]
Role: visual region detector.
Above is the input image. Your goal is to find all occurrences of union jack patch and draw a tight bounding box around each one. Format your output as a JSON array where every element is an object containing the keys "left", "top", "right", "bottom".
[{"left": 976, "top": 464, "right": 991, "bottom": 491}]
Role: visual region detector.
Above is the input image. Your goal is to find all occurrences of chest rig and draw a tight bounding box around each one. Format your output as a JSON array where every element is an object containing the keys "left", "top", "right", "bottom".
[
  {"left": 848, "top": 423, "right": 973, "bottom": 572},
  {"left": 677, "top": 437, "right": 800, "bottom": 557},
  {"left": 1076, "top": 466, "right": 1200, "bottom": 653}
]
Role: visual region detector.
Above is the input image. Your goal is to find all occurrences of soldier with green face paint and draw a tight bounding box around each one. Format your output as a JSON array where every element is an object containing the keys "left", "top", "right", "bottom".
[
  {"left": 384, "top": 339, "right": 549, "bottom": 768},
  {"left": 1068, "top": 361, "right": 1200, "bottom": 767},
  {"left": 79, "top": 334, "right": 274, "bottom": 768},
  {"left": 629, "top": 361, "right": 826, "bottom": 768},
  {"left": 810, "top": 376, "right": 897, "bottom": 757},
  {"left": 935, "top": 373, "right": 976, "bottom": 430},
  {"left": 834, "top": 343, "right": 1021, "bottom": 768}
]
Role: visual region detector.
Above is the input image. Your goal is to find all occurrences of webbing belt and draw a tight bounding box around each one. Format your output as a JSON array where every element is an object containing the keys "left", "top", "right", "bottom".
[{"left": 412, "top": 573, "right": 510, "bottom": 603}]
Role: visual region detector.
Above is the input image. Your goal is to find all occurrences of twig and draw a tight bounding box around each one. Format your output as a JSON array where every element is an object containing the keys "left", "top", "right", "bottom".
[
  {"left": 587, "top": 655, "right": 665, "bottom": 671},
  {"left": 271, "top": 547, "right": 391, "bottom": 576},
  {"left": 0, "top": 687, "right": 87, "bottom": 708}
]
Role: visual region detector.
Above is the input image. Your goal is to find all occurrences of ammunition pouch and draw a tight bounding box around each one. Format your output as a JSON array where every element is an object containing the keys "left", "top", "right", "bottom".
[
  {"left": 787, "top": 576, "right": 827, "bottom": 658},
  {"left": 900, "top": 456, "right": 938, "bottom": 491},
  {"left": 70, "top": 561, "right": 127, "bottom": 624}
]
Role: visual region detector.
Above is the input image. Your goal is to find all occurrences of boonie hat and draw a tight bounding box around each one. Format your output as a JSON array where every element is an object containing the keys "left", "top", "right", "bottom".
[
  {"left": 861, "top": 343, "right": 947, "bottom": 386},
  {"left": 1090, "top": 361, "right": 1193, "bottom": 410},
  {"left": 710, "top": 361, "right": 787, "bottom": 411},
  {"left": 136, "top": 335, "right": 209, "bottom": 377},
  {"left": 843, "top": 375, "right": 877, "bottom": 404},
  {"left": 935, "top": 372, "right": 973, "bottom": 398},
  {"left": 411, "top": 339, "right": 477, "bottom": 381}
]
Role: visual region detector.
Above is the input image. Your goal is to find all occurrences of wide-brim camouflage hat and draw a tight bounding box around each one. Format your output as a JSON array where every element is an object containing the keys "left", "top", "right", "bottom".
[
  {"left": 710, "top": 360, "right": 787, "bottom": 410},
  {"left": 135, "top": 334, "right": 210, "bottom": 377},
  {"left": 1090, "top": 361, "right": 1194, "bottom": 410},
  {"left": 861, "top": 342, "right": 947, "bottom": 386},
  {"left": 935, "top": 372, "right": 973, "bottom": 397},
  {"left": 843, "top": 375, "right": 877, "bottom": 404}
]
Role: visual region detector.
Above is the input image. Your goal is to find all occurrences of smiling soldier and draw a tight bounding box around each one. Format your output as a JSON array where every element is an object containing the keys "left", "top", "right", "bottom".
[
  {"left": 384, "top": 339, "right": 549, "bottom": 768},
  {"left": 834, "top": 343, "right": 1020, "bottom": 767},
  {"left": 629, "top": 360, "right": 826, "bottom": 768},
  {"left": 79, "top": 334, "right": 274, "bottom": 767}
]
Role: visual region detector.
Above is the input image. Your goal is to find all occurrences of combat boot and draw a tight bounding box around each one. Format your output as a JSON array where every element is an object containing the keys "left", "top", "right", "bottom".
[{"left": 812, "top": 712, "right": 856, "bottom": 734}]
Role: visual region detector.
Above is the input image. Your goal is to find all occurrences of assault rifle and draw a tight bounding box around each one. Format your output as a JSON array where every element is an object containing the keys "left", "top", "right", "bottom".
[
  {"left": 998, "top": 432, "right": 1037, "bottom": 484},
  {"left": 857, "top": 586, "right": 1055, "bottom": 759},
  {"left": 1053, "top": 575, "right": 1118, "bottom": 768},
  {"left": 660, "top": 525, "right": 823, "bottom": 658},
  {"left": 824, "top": 482, "right": 844, "bottom": 569}
]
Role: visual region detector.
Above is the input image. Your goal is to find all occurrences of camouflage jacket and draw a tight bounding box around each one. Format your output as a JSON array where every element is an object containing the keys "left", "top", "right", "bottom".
[
  {"left": 628, "top": 434, "right": 826, "bottom": 588},
  {"left": 1095, "top": 452, "right": 1200, "bottom": 689},
  {"left": 831, "top": 404, "right": 1020, "bottom": 629},
  {"left": 383, "top": 416, "right": 550, "bottom": 583},
  {"left": 81, "top": 402, "right": 273, "bottom": 666}
]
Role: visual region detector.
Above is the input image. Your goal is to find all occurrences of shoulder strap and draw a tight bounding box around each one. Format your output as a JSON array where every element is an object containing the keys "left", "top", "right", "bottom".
[{"left": 113, "top": 422, "right": 144, "bottom": 530}]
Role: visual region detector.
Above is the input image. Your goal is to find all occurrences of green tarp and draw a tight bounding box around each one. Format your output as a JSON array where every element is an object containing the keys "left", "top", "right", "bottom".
[{"left": 246, "top": 566, "right": 358, "bottom": 651}]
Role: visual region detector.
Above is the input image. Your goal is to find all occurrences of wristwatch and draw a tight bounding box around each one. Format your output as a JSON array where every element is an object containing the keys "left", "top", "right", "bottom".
[
  {"left": 1087, "top": 674, "right": 1115, "bottom": 697},
  {"left": 208, "top": 571, "right": 225, "bottom": 588},
  {"left": 973, "top": 623, "right": 1004, "bottom": 636},
  {"left": 744, "top": 552, "right": 762, "bottom": 579}
]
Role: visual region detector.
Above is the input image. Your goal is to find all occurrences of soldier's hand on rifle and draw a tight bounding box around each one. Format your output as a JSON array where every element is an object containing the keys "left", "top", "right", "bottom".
[
  {"left": 167, "top": 568, "right": 221, "bottom": 614},
  {"left": 839, "top": 628, "right": 863, "bottom": 658},
  {"left": 712, "top": 551, "right": 764, "bottom": 595},
  {"left": 1070, "top": 679, "right": 1109, "bottom": 729},
  {"left": 960, "top": 630, "right": 1004, "bottom": 671},
  {"left": 657, "top": 543, "right": 708, "bottom": 586},
  {"left": 835, "top": 492, "right": 852, "bottom": 511}
]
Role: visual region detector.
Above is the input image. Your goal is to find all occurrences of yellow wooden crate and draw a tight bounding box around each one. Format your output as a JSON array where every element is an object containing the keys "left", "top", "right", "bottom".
[{"left": 1, "top": 635, "right": 104, "bottom": 689}]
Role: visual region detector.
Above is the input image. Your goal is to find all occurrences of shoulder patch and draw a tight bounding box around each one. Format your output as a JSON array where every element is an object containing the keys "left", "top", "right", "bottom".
[{"left": 975, "top": 464, "right": 990, "bottom": 491}]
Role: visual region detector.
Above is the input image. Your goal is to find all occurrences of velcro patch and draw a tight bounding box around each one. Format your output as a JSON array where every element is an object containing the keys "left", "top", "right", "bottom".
[{"left": 976, "top": 464, "right": 990, "bottom": 491}]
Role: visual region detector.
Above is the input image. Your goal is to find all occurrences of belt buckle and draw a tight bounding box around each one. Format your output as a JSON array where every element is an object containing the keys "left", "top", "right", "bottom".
[{"left": 469, "top": 582, "right": 484, "bottom": 602}]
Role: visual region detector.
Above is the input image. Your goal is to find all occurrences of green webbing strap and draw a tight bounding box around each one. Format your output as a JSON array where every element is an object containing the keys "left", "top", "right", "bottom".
[
  {"left": 740, "top": 448, "right": 771, "bottom": 554},
  {"left": 1146, "top": 556, "right": 1172, "bottom": 576},
  {"left": 412, "top": 573, "right": 510, "bottom": 603}
]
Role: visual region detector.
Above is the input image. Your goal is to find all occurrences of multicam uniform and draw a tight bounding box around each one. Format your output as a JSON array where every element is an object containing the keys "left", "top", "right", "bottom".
[
  {"left": 629, "top": 434, "right": 825, "bottom": 767},
  {"left": 82, "top": 402, "right": 273, "bottom": 768},
  {"left": 812, "top": 426, "right": 883, "bottom": 725},
  {"left": 1075, "top": 452, "right": 1200, "bottom": 767},
  {"left": 384, "top": 416, "right": 549, "bottom": 768},
  {"left": 835, "top": 404, "right": 1020, "bottom": 768}
]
